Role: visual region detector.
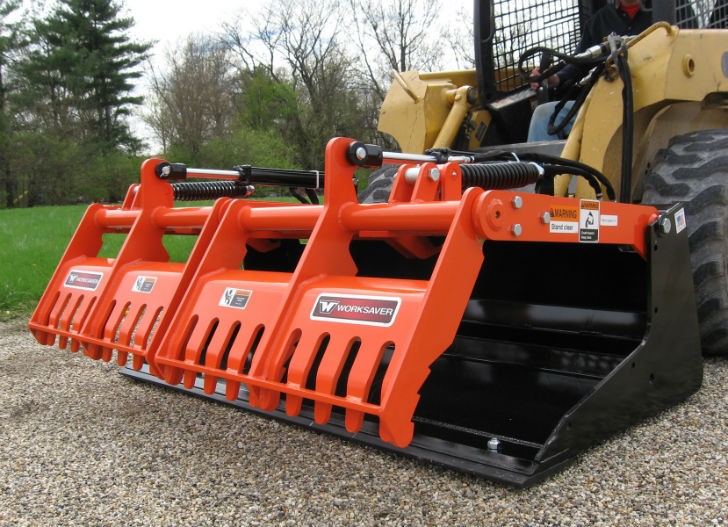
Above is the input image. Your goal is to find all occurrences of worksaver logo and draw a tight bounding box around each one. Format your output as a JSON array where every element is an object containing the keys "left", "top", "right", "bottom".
[
  {"left": 64, "top": 270, "right": 103, "bottom": 291},
  {"left": 311, "top": 294, "right": 401, "bottom": 327}
]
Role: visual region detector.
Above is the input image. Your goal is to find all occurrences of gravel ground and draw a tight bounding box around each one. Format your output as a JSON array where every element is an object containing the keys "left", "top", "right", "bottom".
[{"left": 1, "top": 319, "right": 726, "bottom": 527}]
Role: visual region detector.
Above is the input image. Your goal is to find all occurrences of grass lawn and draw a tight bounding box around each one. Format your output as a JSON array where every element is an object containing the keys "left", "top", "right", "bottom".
[
  {"left": 0, "top": 201, "right": 214, "bottom": 318},
  {"left": 0, "top": 205, "right": 87, "bottom": 316},
  {"left": 0, "top": 195, "right": 304, "bottom": 319}
]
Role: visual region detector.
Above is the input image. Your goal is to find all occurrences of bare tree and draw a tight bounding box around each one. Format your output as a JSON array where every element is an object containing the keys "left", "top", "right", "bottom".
[
  {"left": 144, "top": 35, "right": 235, "bottom": 157},
  {"left": 347, "top": 0, "right": 447, "bottom": 100},
  {"left": 222, "top": 0, "right": 373, "bottom": 168}
]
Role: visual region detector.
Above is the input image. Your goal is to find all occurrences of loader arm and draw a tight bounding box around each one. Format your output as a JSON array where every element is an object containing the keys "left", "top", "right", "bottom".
[{"left": 561, "top": 23, "right": 728, "bottom": 200}]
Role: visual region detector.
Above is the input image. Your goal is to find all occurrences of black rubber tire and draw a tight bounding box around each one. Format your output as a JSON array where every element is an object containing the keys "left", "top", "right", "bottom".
[
  {"left": 641, "top": 128, "right": 728, "bottom": 356},
  {"left": 358, "top": 165, "right": 397, "bottom": 204}
]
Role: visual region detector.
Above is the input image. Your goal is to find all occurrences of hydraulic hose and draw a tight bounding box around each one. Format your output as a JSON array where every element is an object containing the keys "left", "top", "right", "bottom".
[
  {"left": 546, "top": 63, "right": 604, "bottom": 137},
  {"left": 518, "top": 45, "right": 607, "bottom": 85},
  {"left": 519, "top": 44, "right": 608, "bottom": 138},
  {"left": 446, "top": 149, "right": 616, "bottom": 201},
  {"left": 518, "top": 152, "right": 615, "bottom": 201},
  {"left": 617, "top": 43, "right": 634, "bottom": 203}
]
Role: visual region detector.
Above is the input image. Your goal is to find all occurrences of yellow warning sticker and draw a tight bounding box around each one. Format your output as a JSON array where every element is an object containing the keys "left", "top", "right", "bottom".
[
  {"left": 550, "top": 206, "right": 579, "bottom": 221},
  {"left": 549, "top": 206, "right": 579, "bottom": 234}
]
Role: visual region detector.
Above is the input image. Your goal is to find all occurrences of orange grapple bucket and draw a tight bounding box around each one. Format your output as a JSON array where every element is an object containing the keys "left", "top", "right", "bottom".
[
  {"left": 28, "top": 159, "right": 233, "bottom": 374},
  {"left": 30, "top": 137, "right": 702, "bottom": 486}
]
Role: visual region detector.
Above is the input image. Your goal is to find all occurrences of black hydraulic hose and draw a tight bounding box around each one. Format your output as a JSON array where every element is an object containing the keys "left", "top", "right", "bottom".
[
  {"left": 519, "top": 44, "right": 608, "bottom": 138},
  {"left": 289, "top": 187, "right": 320, "bottom": 205},
  {"left": 518, "top": 46, "right": 606, "bottom": 85},
  {"left": 460, "top": 162, "right": 542, "bottom": 190},
  {"left": 618, "top": 48, "right": 634, "bottom": 203},
  {"left": 443, "top": 149, "right": 614, "bottom": 200},
  {"left": 542, "top": 164, "right": 603, "bottom": 199},
  {"left": 537, "top": 52, "right": 553, "bottom": 105},
  {"left": 518, "top": 152, "right": 616, "bottom": 201},
  {"left": 546, "top": 63, "right": 604, "bottom": 137},
  {"left": 171, "top": 180, "right": 252, "bottom": 201}
]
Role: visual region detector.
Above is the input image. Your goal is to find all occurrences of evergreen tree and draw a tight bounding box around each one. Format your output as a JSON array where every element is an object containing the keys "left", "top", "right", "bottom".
[
  {"left": 14, "top": 0, "right": 150, "bottom": 151},
  {"left": 0, "top": 0, "right": 20, "bottom": 207}
]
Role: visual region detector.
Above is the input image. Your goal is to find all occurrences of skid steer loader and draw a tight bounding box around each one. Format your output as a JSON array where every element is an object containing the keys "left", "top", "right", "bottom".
[{"left": 28, "top": 0, "right": 725, "bottom": 486}]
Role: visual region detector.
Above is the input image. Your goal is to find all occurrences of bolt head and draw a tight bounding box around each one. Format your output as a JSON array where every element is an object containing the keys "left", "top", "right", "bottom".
[
  {"left": 659, "top": 216, "right": 672, "bottom": 235},
  {"left": 511, "top": 224, "right": 522, "bottom": 237},
  {"left": 541, "top": 212, "right": 551, "bottom": 224},
  {"left": 487, "top": 438, "right": 501, "bottom": 451},
  {"left": 355, "top": 146, "right": 367, "bottom": 161},
  {"left": 429, "top": 168, "right": 441, "bottom": 182},
  {"left": 512, "top": 196, "right": 523, "bottom": 209}
]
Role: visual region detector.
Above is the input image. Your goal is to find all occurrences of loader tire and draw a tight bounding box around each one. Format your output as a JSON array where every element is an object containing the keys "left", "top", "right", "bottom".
[
  {"left": 641, "top": 128, "right": 728, "bottom": 356},
  {"left": 358, "top": 165, "right": 397, "bottom": 204}
]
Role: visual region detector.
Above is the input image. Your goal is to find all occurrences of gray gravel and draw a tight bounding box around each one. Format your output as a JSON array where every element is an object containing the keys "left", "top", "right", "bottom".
[{"left": 1, "top": 319, "right": 726, "bottom": 527}]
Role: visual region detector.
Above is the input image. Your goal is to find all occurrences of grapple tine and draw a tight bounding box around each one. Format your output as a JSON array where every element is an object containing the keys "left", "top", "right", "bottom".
[
  {"left": 311, "top": 335, "right": 360, "bottom": 425},
  {"left": 29, "top": 159, "right": 231, "bottom": 371}
]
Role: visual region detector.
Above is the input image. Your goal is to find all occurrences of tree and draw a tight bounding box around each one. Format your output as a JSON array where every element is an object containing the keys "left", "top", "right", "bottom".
[
  {"left": 12, "top": 0, "right": 150, "bottom": 151},
  {"left": 145, "top": 35, "right": 236, "bottom": 159},
  {"left": 0, "top": 0, "right": 20, "bottom": 207},
  {"left": 347, "top": 0, "right": 446, "bottom": 100},
  {"left": 235, "top": 67, "right": 298, "bottom": 134},
  {"left": 224, "top": 0, "right": 374, "bottom": 169}
]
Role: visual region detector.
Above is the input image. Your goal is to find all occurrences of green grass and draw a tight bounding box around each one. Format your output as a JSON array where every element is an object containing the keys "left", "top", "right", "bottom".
[
  {"left": 0, "top": 196, "right": 305, "bottom": 318},
  {"left": 0, "top": 204, "right": 212, "bottom": 317},
  {"left": 0, "top": 205, "right": 184, "bottom": 318},
  {"left": 0, "top": 204, "right": 87, "bottom": 316}
]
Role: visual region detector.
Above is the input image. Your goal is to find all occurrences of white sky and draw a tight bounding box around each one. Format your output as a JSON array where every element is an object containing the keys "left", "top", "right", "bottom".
[{"left": 122, "top": 0, "right": 257, "bottom": 60}]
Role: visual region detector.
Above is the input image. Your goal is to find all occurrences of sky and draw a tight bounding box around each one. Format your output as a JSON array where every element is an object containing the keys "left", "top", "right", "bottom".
[{"left": 122, "top": 0, "right": 257, "bottom": 60}]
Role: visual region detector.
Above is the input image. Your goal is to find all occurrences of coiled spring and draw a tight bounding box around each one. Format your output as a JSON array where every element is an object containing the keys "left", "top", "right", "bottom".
[
  {"left": 171, "top": 181, "right": 253, "bottom": 201},
  {"left": 460, "top": 162, "right": 542, "bottom": 190}
]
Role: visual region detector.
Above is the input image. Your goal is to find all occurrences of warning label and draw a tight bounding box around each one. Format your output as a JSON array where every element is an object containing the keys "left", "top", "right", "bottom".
[
  {"left": 219, "top": 288, "right": 252, "bottom": 309},
  {"left": 549, "top": 205, "right": 579, "bottom": 234},
  {"left": 64, "top": 270, "right": 103, "bottom": 291},
  {"left": 311, "top": 294, "right": 401, "bottom": 327},
  {"left": 132, "top": 275, "right": 157, "bottom": 293},
  {"left": 579, "top": 200, "right": 600, "bottom": 243}
]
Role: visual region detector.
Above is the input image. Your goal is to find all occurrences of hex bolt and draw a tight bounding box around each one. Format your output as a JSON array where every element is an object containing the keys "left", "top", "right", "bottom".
[
  {"left": 511, "top": 224, "right": 522, "bottom": 237},
  {"left": 429, "top": 168, "right": 441, "bottom": 182},
  {"left": 512, "top": 196, "right": 523, "bottom": 209},
  {"left": 487, "top": 438, "right": 501, "bottom": 452},
  {"left": 658, "top": 216, "right": 672, "bottom": 235},
  {"left": 541, "top": 212, "right": 551, "bottom": 224}
]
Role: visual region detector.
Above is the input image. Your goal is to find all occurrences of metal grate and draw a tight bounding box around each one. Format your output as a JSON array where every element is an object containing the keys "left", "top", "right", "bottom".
[
  {"left": 675, "top": 0, "right": 728, "bottom": 28},
  {"left": 491, "top": 0, "right": 582, "bottom": 94},
  {"left": 489, "top": 0, "right": 728, "bottom": 95}
]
